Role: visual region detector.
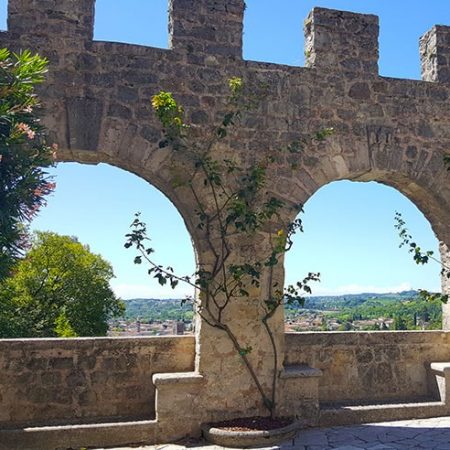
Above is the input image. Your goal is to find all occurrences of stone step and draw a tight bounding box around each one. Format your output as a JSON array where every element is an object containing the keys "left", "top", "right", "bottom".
[
  {"left": 320, "top": 400, "right": 448, "bottom": 427},
  {"left": 430, "top": 362, "right": 450, "bottom": 375},
  {"left": 0, "top": 418, "right": 158, "bottom": 450}
]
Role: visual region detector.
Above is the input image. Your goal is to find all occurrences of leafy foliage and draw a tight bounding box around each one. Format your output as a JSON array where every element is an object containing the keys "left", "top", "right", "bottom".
[
  {"left": 151, "top": 91, "right": 188, "bottom": 148},
  {"left": 324, "top": 295, "right": 441, "bottom": 330},
  {"left": 0, "top": 49, "right": 55, "bottom": 280},
  {"left": 0, "top": 232, "right": 124, "bottom": 338},
  {"left": 121, "top": 298, "right": 194, "bottom": 322},
  {"left": 395, "top": 211, "right": 449, "bottom": 304},
  {"left": 284, "top": 291, "right": 442, "bottom": 332}
]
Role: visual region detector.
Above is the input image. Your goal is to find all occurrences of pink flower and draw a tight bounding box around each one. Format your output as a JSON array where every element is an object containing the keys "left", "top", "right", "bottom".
[
  {"left": 51, "top": 143, "right": 58, "bottom": 160},
  {"left": 16, "top": 122, "right": 36, "bottom": 140}
]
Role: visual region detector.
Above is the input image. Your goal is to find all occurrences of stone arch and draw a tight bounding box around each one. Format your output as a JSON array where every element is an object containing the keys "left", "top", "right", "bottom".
[
  {"left": 284, "top": 179, "right": 441, "bottom": 299},
  {"left": 2, "top": 0, "right": 450, "bottom": 441},
  {"left": 284, "top": 136, "right": 450, "bottom": 322},
  {"left": 56, "top": 148, "right": 204, "bottom": 266},
  {"left": 36, "top": 159, "right": 198, "bottom": 304},
  {"left": 284, "top": 130, "right": 450, "bottom": 248}
]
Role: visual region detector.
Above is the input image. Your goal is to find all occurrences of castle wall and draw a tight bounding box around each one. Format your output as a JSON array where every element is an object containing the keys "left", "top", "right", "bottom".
[
  {"left": 286, "top": 331, "right": 450, "bottom": 404},
  {"left": 0, "top": 336, "right": 195, "bottom": 427},
  {"left": 0, "top": 0, "right": 449, "bottom": 440},
  {"left": 2, "top": 332, "right": 450, "bottom": 428}
]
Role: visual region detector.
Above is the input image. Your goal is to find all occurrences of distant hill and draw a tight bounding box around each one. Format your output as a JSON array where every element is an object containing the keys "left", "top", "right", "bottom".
[
  {"left": 122, "top": 298, "right": 194, "bottom": 322},
  {"left": 301, "top": 290, "right": 419, "bottom": 311},
  {"left": 121, "top": 291, "right": 421, "bottom": 321}
]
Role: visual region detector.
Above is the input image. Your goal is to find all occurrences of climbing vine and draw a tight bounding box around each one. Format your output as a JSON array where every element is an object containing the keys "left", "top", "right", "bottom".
[{"left": 126, "top": 78, "right": 332, "bottom": 417}]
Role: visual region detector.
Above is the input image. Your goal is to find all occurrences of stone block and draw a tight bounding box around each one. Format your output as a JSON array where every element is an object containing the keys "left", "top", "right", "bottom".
[
  {"left": 0, "top": 337, "right": 195, "bottom": 427},
  {"left": 304, "top": 7, "right": 379, "bottom": 75},
  {"left": 169, "top": 0, "right": 244, "bottom": 58},
  {"left": 8, "top": 0, "right": 95, "bottom": 46},
  {"left": 153, "top": 372, "right": 205, "bottom": 439},
  {"left": 420, "top": 26, "right": 450, "bottom": 82},
  {"left": 429, "top": 362, "right": 450, "bottom": 406},
  {"left": 276, "top": 365, "right": 322, "bottom": 424},
  {"left": 66, "top": 97, "right": 104, "bottom": 152}
]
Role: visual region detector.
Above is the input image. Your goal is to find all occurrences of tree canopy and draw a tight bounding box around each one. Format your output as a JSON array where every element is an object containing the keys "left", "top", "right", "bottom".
[
  {"left": 0, "top": 231, "right": 124, "bottom": 338},
  {"left": 0, "top": 49, "right": 55, "bottom": 280}
]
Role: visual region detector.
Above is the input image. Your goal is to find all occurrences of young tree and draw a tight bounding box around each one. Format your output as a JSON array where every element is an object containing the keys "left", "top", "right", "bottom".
[
  {"left": 0, "top": 49, "right": 55, "bottom": 280},
  {"left": 126, "top": 78, "right": 332, "bottom": 417},
  {"left": 0, "top": 231, "right": 124, "bottom": 338}
]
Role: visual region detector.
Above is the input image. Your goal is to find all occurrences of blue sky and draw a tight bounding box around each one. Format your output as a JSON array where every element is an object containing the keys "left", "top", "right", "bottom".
[{"left": 1, "top": 0, "right": 446, "bottom": 298}]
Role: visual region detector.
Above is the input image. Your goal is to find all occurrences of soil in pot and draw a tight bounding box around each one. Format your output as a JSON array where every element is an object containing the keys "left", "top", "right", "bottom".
[{"left": 212, "top": 416, "right": 293, "bottom": 431}]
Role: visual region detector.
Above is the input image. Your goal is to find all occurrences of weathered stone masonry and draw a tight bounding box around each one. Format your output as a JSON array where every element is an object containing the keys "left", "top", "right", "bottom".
[
  {"left": 0, "top": 1, "right": 449, "bottom": 448},
  {"left": 2, "top": 333, "right": 450, "bottom": 439},
  {"left": 0, "top": 337, "right": 195, "bottom": 426}
]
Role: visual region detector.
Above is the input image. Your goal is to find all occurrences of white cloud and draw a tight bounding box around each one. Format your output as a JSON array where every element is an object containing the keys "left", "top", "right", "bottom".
[
  {"left": 311, "top": 282, "right": 413, "bottom": 297},
  {"left": 111, "top": 282, "right": 195, "bottom": 300}
]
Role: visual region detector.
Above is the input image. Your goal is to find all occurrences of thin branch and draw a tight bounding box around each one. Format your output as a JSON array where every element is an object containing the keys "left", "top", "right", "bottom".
[{"left": 136, "top": 244, "right": 201, "bottom": 292}]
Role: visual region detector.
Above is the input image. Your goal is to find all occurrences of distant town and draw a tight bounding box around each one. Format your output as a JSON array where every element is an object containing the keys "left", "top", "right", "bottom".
[{"left": 108, "top": 290, "right": 442, "bottom": 336}]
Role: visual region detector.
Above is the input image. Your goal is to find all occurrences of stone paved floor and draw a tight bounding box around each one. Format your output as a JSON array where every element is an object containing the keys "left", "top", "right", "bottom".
[{"left": 102, "top": 416, "right": 450, "bottom": 449}]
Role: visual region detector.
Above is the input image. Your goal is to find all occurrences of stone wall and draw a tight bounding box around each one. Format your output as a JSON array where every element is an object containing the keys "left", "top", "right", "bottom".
[
  {"left": 3, "top": 333, "right": 450, "bottom": 429},
  {"left": 1, "top": 0, "right": 449, "bottom": 441},
  {"left": 285, "top": 331, "right": 450, "bottom": 404},
  {"left": 0, "top": 336, "right": 195, "bottom": 427}
]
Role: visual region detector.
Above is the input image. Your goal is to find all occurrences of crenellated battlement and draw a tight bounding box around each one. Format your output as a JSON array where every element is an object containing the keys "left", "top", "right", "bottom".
[
  {"left": 5, "top": 0, "right": 450, "bottom": 79},
  {"left": 6, "top": 0, "right": 246, "bottom": 59},
  {"left": 304, "top": 7, "right": 379, "bottom": 75},
  {"left": 7, "top": 0, "right": 95, "bottom": 47},
  {"left": 420, "top": 25, "right": 450, "bottom": 82},
  {"left": 169, "top": 0, "right": 245, "bottom": 58}
]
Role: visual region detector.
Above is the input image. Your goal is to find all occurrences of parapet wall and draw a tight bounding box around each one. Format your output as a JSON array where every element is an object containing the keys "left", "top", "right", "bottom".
[
  {"left": 1, "top": 332, "right": 450, "bottom": 428},
  {"left": 286, "top": 331, "right": 450, "bottom": 404},
  {"left": 0, "top": 336, "right": 195, "bottom": 427}
]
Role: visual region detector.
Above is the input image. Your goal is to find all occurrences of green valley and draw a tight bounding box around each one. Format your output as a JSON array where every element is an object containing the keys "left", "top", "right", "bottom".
[{"left": 114, "top": 291, "right": 443, "bottom": 335}]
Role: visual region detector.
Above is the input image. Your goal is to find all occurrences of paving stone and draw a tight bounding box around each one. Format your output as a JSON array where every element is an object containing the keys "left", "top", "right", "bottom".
[
  {"left": 365, "top": 445, "right": 396, "bottom": 449},
  {"left": 109, "top": 416, "right": 450, "bottom": 450},
  {"left": 331, "top": 446, "right": 366, "bottom": 450}
]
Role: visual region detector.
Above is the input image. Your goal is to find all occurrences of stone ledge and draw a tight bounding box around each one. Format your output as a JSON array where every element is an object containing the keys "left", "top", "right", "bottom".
[
  {"left": 0, "top": 419, "right": 158, "bottom": 450},
  {"left": 286, "top": 331, "right": 450, "bottom": 346},
  {"left": 280, "top": 364, "right": 322, "bottom": 379},
  {"left": 0, "top": 335, "right": 194, "bottom": 345},
  {"left": 152, "top": 372, "right": 204, "bottom": 386},
  {"left": 430, "top": 362, "right": 450, "bottom": 374},
  {"left": 320, "top": 401, "right": 447, "bottom": 427}
]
